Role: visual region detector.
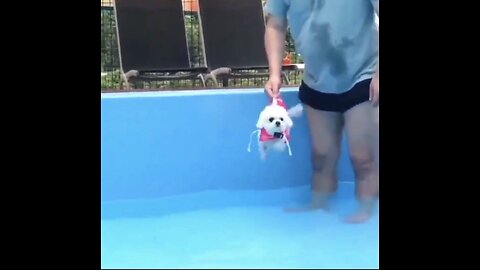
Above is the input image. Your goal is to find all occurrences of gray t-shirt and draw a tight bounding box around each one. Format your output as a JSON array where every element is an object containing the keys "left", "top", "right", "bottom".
[{"left": 265, "top": 0, "right": 379, "bottom": 94}]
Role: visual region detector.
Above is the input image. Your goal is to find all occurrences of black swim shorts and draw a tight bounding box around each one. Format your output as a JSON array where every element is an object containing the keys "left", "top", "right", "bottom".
[{"left": 298, "top": 78, "right": 372, "bottom": 113}]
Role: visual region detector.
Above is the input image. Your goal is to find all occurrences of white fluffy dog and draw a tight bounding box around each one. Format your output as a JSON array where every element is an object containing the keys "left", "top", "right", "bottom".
[{"left": 248, "top": 98, "right": 303, "bottom": 160}]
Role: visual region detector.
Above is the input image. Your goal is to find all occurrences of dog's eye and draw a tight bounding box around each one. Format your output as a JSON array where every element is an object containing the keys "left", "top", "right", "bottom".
[
  {"left": 280, "top": 118, "right": 284, "bottom": 121},
  {"left": 269, "top": 117, "right": 274, "bottom": 122}
]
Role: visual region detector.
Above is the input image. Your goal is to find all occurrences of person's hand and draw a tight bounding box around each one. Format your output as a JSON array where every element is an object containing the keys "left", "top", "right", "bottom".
[
  {"left": 265, "top": 76, "right": 282, "bottom": 98},
  {"left": 369, "top": 73, "right": 379, "bottom": 107}
]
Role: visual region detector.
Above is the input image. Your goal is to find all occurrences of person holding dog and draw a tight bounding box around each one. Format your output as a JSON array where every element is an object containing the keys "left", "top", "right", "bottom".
[{"left": 263, "top": 0, "right": 379, "bottom": 223}]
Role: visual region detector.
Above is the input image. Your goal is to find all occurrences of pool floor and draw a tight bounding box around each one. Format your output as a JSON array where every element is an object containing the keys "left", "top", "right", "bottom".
[{"left": 101, "top": 183, "right": 379, "bottom": 269}]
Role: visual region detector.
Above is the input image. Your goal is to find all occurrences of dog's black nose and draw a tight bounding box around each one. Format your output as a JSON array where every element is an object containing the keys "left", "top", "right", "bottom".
[{"left": 275, "top": 121, "right": 281, "bottom": 127}]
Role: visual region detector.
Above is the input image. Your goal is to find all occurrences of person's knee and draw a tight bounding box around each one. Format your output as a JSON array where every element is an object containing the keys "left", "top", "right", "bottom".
[
  {"left": 350, "top": 149, "right": 376, "bottom": 178},
  {"left": 311, "top": 149, "right": 338, "bottom": 172}
]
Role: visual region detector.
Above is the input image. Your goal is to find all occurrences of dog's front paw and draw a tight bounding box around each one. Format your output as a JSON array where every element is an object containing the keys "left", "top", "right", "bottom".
[
  {"left": 260, "top": 151, "right": 267, "bottom": 160},
  {"left": 259, "top": 143, "right": 268, "bottom": 160}
]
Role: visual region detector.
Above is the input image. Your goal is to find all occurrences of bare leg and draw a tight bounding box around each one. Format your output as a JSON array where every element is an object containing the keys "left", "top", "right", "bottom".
[
  {"left": 285, "top": 105, "right": 343, "bottom": 212},
  {"left": 344, "top": 103, "right": 379, "bottom": 223}
]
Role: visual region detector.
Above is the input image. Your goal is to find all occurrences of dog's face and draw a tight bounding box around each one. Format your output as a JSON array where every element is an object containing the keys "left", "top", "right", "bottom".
[{"left": 256, "top": 104, "right": 293, "bottom": 135}]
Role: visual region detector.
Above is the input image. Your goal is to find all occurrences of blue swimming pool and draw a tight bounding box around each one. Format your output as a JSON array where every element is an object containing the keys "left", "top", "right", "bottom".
[{"left": 101, "top": 88, "right": 379, "bottom": 269}]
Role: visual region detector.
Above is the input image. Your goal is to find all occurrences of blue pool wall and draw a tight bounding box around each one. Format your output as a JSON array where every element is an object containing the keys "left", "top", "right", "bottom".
[{"left": 101, "top": 88, "right": 355, "bottom": 202}]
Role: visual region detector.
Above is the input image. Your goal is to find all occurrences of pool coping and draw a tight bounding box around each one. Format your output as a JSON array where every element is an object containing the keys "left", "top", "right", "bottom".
[{"left": 101, "top": 87, "right": 299, "bottom": 99}]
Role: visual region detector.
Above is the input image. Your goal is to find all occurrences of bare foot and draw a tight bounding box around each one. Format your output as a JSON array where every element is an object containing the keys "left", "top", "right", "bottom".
[
  {"left": 345, "top": 198, "right": 377, "bottom": 223},
  {"left": 285, "top": 192, "right": 332, "bottom": 213},
  {"left": 283, "top": 204, "right": 329, "bottom": 213},
  {"left": 344, "top": 211, "right": 372, "bottom": 224}
]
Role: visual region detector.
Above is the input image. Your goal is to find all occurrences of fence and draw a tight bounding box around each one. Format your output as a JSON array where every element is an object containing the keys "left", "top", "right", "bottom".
[{"left": 101, "top": 0, "right": 303, "bottom": 91}]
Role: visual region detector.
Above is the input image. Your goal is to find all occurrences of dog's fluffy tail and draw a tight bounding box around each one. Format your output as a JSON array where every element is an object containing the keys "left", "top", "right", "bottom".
[{"left": 288, "top": 103, "right": 303, "bottom": 118}]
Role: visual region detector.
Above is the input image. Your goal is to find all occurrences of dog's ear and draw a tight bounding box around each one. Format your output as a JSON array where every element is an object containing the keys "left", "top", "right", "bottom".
[{"left": 256, "top": 109, "right": 267, "bottom": 129}]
